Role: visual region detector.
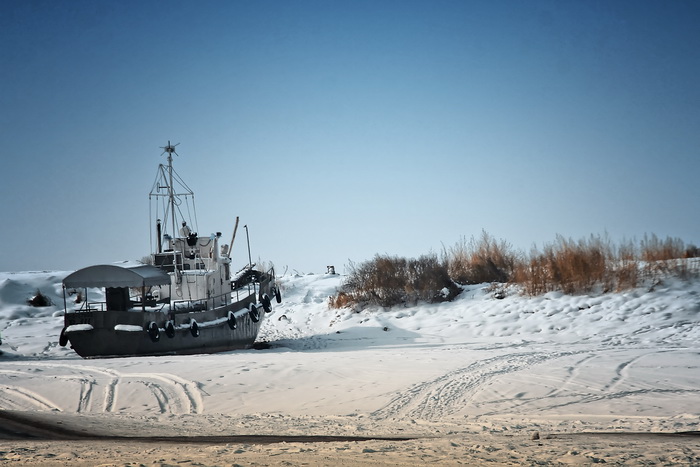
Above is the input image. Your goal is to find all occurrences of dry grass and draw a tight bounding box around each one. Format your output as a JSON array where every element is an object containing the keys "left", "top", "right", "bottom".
[
  {"left": 330, "top": 232, "right": 699, "bottom": 308},
  {"left": 514, "top": 234, "right": 700, "bottom": 296},
  {"left": 639, "top": 234, "right": 696, "bottom": 281},
  {"left": 641, "top": 234, "right": 686, "bottom": 262},
  {"left": 514, "top": 235, "right": 612, "bottom": 295},
  {"left": 613, "top": 239, "right": 639, "bottom": 292},
  {"left": 445, "top": 231, "right": 520, "bottom": 284}
]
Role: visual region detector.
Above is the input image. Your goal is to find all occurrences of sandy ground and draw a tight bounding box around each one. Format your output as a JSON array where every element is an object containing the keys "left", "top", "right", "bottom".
[
  {"left": 1, "top": 411, "right": 699, "bottom": 466},
  {"left": 4, "top": 433, "right": 700, "bottom": 466}
]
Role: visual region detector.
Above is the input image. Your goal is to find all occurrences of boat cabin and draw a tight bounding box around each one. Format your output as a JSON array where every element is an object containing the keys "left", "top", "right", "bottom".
[{"left": 63, "top": 263, "right": 171, "bottom": 312}]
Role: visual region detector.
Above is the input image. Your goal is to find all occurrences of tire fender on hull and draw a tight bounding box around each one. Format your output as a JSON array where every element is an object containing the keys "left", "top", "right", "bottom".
[
  {"left": 261, "top": 294, "right": 272, "bottom": 313},
  {"left": 190, "top": 320, "right": 200, "bottom": 337},
  {"left": 274, "top": 287, "right": 282, "bottom": 303},
  {"left": 249, "top": 304, "right": 260, "bottom": 323},
  {"left": 59, "top": 327, "right": 68, "bottom": 347},
  {"left": 146, "top": 321, "right": 160, "bottom": 342},
  {"left": 165, "top": 320, "right": 175, "bottom": 338}
]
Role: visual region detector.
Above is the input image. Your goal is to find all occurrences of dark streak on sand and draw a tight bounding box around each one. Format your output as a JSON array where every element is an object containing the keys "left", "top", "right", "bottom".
[
  {"left": 0, "top": 411, "right": 414, "bottom": 444},
  {"left": 569, "top": 431, "right": 700, "bottom": 438},
  {"left": 3, "top": 411, "right": 698, "bottom": 446}
]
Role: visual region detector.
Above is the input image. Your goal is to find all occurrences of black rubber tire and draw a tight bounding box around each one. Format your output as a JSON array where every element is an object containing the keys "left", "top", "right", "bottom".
[
  {"left": 261, "top": 294, "right": 272, "bottom": 313},
  {"left": 165, "top": 320, "right": 175, "bottom": 338},
  {"left": 59, "top": 328, "right": 68, "bottom": 347},
  {"left": 275, "top": 287, "right": 282, "bottom": 303},
  {"left": 147, "top": 321, "right": 160, "bottom": 342},
  {"left": 227, "top": 311, "right": 237, "bottom": 330},
  {"left": 190, "top": 320, "right": 200, "bottom": 337},
  {"left": 249, "top": 304, "right": 260, "bottom": 323}
]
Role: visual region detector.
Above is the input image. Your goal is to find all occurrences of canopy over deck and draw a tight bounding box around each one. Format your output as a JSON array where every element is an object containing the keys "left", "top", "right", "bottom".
[{"left": 63, "top": 263, "right": 170, "bottom": 288}]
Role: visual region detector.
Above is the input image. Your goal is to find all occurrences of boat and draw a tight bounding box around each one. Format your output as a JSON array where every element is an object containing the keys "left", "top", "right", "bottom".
[{"left": 59, "top": 142, "right": 280, "bottom": 358}]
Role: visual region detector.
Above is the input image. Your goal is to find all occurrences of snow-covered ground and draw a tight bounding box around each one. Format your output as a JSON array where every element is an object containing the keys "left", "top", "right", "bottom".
[{"left": 1, "top": 268, "right": 699, "bottom": 438}]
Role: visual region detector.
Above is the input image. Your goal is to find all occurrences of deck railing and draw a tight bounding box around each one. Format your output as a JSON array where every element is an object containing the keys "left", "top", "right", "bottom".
[
  {"left": 67, "top": 267, "right": 275, "bottom": 315},
  {"left": 67, "top": 284, "right": 260, "bottom": 315}
]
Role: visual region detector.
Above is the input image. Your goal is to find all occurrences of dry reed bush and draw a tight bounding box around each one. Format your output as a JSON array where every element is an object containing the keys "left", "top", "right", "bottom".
[
  {"left": 446, "top": 231, "right": 520, "bottom": 284},
  {"left": 613, "top": 240, "right": 639, "bottom": 291},
  {"left": 330, "top": 254, "right": 459, "bottom": 309},
  {"left": 515, "top": 235, "right": 613, "bottom": 295},
  {"left": 328, "top": 291, "right": 353, "bottom": 309},
  {"left": 640, "top": 234, "right": 686, "bottom": 262},
  {"left": 639, "top": 234, "right": 694, "bottom": 280},
  {"left": 514, "top": 252, "right": 550, "bottom": 296},
  {"left": 515, "top": 234, "right": 699, "bottom": 296},
  {"left": 685, "top": 245, "right": 700, "bottom": 258},
  {"left": 332, "top": 233, "right": 699, "bottom": 304}
]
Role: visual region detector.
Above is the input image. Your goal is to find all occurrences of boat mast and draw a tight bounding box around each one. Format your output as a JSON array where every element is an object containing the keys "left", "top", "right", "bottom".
[
  {"left": 163, "top": 142, "right": 178, "bottom": 241},
  {"left": 150, "top": 141, "right": 195, "bottom": 254}
]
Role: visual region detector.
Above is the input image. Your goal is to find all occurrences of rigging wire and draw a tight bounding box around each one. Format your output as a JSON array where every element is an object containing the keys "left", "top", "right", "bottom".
[
  {"left": 147, "top": 151, "right": 200, "bottom": 248},
  {"left": 192, "top": 195, "right": 199, "bottom": 234},
  {"left": 185, "top": 197, "right": 193, "bottom": 231}
]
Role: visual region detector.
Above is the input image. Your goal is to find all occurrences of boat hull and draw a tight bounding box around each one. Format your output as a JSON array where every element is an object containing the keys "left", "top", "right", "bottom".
[{"left": 63, "top": 292, "right": 270, "bottom": 358}]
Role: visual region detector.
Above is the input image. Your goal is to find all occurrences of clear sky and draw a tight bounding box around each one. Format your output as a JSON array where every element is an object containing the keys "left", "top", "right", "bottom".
[{"left": 1, "top": 0, "right": 699, "bottom": 274}]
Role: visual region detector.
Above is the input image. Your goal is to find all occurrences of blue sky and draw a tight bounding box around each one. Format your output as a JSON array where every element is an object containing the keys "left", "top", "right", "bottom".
[{"left": 1, "top": 0, "right": 699, "bottom": 273}]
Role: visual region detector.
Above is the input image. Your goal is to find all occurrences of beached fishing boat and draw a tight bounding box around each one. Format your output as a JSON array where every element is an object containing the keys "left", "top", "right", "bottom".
[{"left": 59, "top": 143, "right": 280, "bottom": 358}]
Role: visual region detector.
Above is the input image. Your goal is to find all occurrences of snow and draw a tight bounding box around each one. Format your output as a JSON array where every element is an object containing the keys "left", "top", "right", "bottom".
[
  {"left": 1, "top": 269, "right": 699, "bottom": 435},
  {"left": 65, "top": 324, "right": 94, "bottom": 332},
  {"left": 113, "top": 324, "right": 143, "bottom": 332}
]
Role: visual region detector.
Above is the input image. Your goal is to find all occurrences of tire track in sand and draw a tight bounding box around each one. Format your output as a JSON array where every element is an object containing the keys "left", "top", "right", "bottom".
[
  {"left": 372, "top": 351, "right": 576, "bottom": 422},
  {"left": 1, "top": 386, "right": 63, "bottom": 411},
  {"left": 0, "top": 362, "right": 203, "bottom": 414},
  {"left": 128, "top": 373, "right": 203, "bottom": 414},
  {"left": 474, "top": 349, "right": 700, "bottom": 417},
  {"left": 600, "top": 350, "right": 670, "bottom": 393}
]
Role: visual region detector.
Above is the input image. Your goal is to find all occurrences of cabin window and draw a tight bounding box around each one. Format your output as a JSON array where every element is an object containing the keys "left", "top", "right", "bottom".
[{"left": 154, "top": 252, "right": 183, "bottom": 273}]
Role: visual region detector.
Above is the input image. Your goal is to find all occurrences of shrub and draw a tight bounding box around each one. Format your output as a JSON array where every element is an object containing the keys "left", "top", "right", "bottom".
[
  {"left": 640, "top": 234, "right": 695, "bottom": 280},
  {"left": 514, "top": 234, "right": 613, "bottom": 295},
  {"left": 514, "top": 233, "right": 699, "bottom": 295},
  {"left": 328, "top": 291, "right": 353, "bottom": 309},
  {"left": 28, "top": 290, "right": 52, "bottom": 307},
  {"left": 513, "top": 251, "right": 550, "bottom": 296},
  {"left": 330, "top": 254, "right": 459, "bottom": 309},
  {"left": 406, "top": 254, "right": 459, "bottom": 303},
  {"left": 684, "top": 245, "right": 699, "bottom": 258},
  {"left": 612, "top": 239, "right": 639, "bottom": 291},
  {"left": 640, "top": 234, "right": 686, "bottom": 262},
  {"left": 67, "top": 288, "right": 83, "bottom": 304},
  {"left": 445, "top": 230, "right": 520, "bottom": 284},
  {"left": 334, "top": 232, "right": 698, "bottom": 303}
]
